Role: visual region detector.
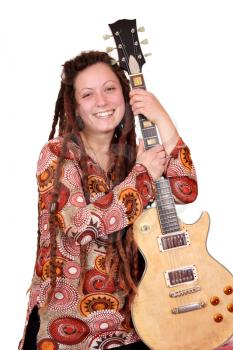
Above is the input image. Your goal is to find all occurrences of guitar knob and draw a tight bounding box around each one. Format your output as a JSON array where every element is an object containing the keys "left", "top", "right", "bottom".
[
  {"left": 227, "top": 303, "right": 233, "bottom": 312},
  {"left": 210, "top": 296, "right": 220, "bottom": 305},
  {"left": 224, "top": 286, "right": 233, "bottom": 295},
  {"left": 140, "top": 224, "right": 151, "bottom": 232},
  {"left": 214, "top": 314, "right": 223, "bottom": 323}
]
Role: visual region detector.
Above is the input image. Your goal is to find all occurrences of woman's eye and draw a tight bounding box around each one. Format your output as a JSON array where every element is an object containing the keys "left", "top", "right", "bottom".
[
  {"left": 82, "top": 93, "right": 91, "bottom": 98},
  {"left": 107, "top": 86, "right": 116, "bottom": 91}
]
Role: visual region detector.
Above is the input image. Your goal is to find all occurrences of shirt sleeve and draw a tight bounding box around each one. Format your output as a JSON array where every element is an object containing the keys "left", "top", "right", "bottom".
[
  {"left": 164, "top": 137, "right": 198, "bottom": 204},
  {"left": 37, "top": 137, "right": 156, "bottom": 245}
]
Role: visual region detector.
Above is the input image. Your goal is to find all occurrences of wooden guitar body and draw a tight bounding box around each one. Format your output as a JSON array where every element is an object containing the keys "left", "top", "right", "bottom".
[{"left": 132, "top": 209, "right": 233, "bottom": 350}]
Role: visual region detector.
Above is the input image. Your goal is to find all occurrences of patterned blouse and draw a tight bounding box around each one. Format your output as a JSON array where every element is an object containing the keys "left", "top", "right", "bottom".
[{"left": 19, "top": 136, "right": 197, "bottom": 350}]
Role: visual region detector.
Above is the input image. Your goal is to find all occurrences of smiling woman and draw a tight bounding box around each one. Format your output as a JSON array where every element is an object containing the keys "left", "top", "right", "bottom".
[
  {"left": 19, "top": 50, "right": 198, "bottom": 350},
  {"left": 74, "top": 62, "right": 126, "bottom": 172},
  {"left": 74, "top": 63, "right": 125, "bottom": 129}
]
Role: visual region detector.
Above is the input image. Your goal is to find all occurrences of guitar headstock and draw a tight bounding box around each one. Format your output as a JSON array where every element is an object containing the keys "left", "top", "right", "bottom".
[{"left": 107, "top": 19, "right": 149, "bottom": 75}]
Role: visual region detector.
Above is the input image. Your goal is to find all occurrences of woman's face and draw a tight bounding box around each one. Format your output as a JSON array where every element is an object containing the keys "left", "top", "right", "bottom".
[{"left": 74, "top": 62, "right": 125, "bottom": 137}]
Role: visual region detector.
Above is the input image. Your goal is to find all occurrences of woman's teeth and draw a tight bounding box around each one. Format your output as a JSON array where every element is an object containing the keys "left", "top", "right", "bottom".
[{"left": 95, "top": 110, "right": 114, "bottom": 118}]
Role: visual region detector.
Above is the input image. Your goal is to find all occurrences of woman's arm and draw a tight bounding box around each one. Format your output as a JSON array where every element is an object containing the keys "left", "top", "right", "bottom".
[
  {"left": 129, "top": 89, "right": 179, "bottom": 154},
  {"left": 129, "top": 89, "right": 197, "bottom": 204}
]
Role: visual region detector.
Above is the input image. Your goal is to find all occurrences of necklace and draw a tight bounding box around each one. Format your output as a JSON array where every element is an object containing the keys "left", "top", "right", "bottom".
[{"left": 82, "top": 136, "right": 112, "bottom": 174}]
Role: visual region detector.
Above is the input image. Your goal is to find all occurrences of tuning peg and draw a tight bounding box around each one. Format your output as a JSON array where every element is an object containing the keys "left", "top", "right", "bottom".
[
  {"left": 138, "top": 26, "right": 145, "bottom": 32},
  {"left": 106, "top": 46, "right": 116, "bottom": 53},
  {"left": 103, "top": 34, "right": 112, "bottom": 40},
  {"left": 140, "top": 39, "right": 149, "bottom": 45},
  {"left": 144, "top": 53, "right": 152, "bottom": 57}
]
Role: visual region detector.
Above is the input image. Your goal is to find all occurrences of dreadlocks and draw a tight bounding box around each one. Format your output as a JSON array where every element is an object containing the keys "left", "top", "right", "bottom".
[{"left": 41, "top": 50, "right": 141, "bottom": 315}]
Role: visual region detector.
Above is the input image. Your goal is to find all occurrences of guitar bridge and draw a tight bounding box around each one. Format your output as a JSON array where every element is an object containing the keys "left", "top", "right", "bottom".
[
  {"left": 169, "top": 285, "right": 201, "bottom": 298},
  {"left": 171, "top": 301, "right": 206, "bottom": 314}
]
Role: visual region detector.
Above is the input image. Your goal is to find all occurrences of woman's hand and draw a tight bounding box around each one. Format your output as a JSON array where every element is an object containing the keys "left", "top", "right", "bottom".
[
  {"left": 130, "top": 88, "right": 180, "bottom": 155},
  {"left": 129, "top": 88, "right": 168, "bottom": 125},
  {"left": 136, "top": 139, "right": 166, "bottom": 181}
]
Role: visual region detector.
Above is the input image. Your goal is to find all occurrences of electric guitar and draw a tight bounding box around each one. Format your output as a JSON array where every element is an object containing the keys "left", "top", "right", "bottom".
[{"left": 106, "top": 19, "right": 233, "bottom": 350}]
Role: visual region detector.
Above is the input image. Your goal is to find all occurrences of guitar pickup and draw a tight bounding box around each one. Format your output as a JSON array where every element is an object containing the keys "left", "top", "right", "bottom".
[
  {"left": 165, "top": 265, "right": 198, "bottom": 287},
  {"left": 158, "top": 231, "right": 190, "bottom": 252}
]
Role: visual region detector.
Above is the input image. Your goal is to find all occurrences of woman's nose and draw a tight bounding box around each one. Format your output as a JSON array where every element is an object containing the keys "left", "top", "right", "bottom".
[{"left": 95, "top": 91, "right": 107, "bottom": 107}]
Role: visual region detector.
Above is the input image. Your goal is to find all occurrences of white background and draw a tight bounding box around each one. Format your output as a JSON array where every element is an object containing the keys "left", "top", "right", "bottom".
[{"left": 1, "top": 0, "right": 233, "bottom": 348}]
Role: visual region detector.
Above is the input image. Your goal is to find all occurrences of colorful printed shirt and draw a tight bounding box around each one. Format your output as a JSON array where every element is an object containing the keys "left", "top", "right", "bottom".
[{"left": 19, "top": 136, "right": 197, "bottom": 350}]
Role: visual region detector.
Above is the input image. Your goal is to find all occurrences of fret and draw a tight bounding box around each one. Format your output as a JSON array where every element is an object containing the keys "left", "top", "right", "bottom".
[
  {"left": 157, "top": 206, "right": 177, "bottom": 214},
  {"left": 157, "top": 196, "right": 174, "bottom": 202},
  {"left": 139, "top": 119, "right": 154, "bottom": 128},
  {"left": 160, "top": 220, "right": 179, "bottom": 228},
  {"left": 142, "top": 128, "right": 157, "bottom": 138},
  {"left": 159, "top": 215, "right": 179, "bottom": 224},
  {"left": 160, "top": 218, "right": 179, "bottom": 226},
  {"left": 159, "top": 213, "right": 179, "bottom": 222},
  {"left": 144, "top": 136, "right": 159, "bottom": 143},
  {"left": 157, "top": 199, "right": 174, "bottom": 205},
  {"left": 156, "top": 187, "right": 172, "bottom": 193},
  {"left": 140, "top": 120, "right": 154, "bottom": 128},
  {"left": 141, "top": 125, "right": 156, "bottom": 132},
  {"left": 144, "top": 138, "right": 158, "bottom": 149},
  {"left": 157, "top": 204, "right": 175, "bottom": 211},
  {"left": 159, "top": 215, "right": 179, "bottom": 223},
  {"left": 158, "top": 208, "right": 177, "bottom": 215},
  {"left": 156, "top": 189, "right": 171, "bottom": 194},
  {"left": 157, "top": 198, "right": 174, "bottom": 204},
  {"left": 163, "top": 226, "right": 180, "bottom": 235},
  {"left": 160, "top": 213, "right": 177, "bottom": 221},
  {"left": 158, "top": 211, "right": 179, "bottom": 220},
  {"left": 156, "top": 179, "right": 170, "bottom": 187}
]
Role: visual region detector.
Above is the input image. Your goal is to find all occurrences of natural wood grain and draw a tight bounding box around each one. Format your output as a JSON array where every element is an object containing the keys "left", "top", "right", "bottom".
[{"left": 132, "top": 209, "right": 233, "bottom": 350}]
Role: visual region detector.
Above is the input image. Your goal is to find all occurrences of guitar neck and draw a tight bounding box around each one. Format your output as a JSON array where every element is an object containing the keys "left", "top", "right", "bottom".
[
  {"left": 108, "top": 19, "right": 180, "bottom": 235},
  {"left": 129, "top": 72, "right": 180, "bottom": 234}
]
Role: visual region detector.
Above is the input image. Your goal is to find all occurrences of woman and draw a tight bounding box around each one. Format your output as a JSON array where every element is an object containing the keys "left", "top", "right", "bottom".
[{"left": 19, "top": 50, "right": 198, "bottom": 350}]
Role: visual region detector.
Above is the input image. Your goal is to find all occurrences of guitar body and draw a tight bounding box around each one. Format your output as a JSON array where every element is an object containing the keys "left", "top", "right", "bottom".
[{"left": 132, "top": 209, "right": 233, "bottom": 350}]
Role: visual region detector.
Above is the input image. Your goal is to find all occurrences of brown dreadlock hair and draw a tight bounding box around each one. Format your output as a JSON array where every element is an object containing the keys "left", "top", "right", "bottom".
[{"left": 44, "top": 50, "right": 141, "bottom": 316}]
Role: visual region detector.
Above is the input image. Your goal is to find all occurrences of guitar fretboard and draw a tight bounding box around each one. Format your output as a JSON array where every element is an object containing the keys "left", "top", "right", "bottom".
[
  {"left": 129, "top": 73, "right": 180, "bottom": 235},
  {"left": 156, "top": 179, "right": 180, "bottom": 234}
]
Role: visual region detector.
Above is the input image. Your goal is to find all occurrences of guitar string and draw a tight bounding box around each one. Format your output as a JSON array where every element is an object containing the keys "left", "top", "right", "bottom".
[
  {"left": 130, "top": 28, "right": 182, "bottom": 309},
  {"left": 117, "top": 31, "right": 131, "bottom": 74},
  {"left": 159, "top": 181, "right": 181, "bottom": 310},
  {"left": 118, "top": 26, "right": 181, "bottom": 309},
  {"left": 118, "top": 26, "right": 197, "bottom": 310}
]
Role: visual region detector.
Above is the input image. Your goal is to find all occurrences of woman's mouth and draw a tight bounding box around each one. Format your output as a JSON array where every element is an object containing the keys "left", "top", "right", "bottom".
[{"left": 94, "top": 110, "right": 115, "bottom": 118}]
